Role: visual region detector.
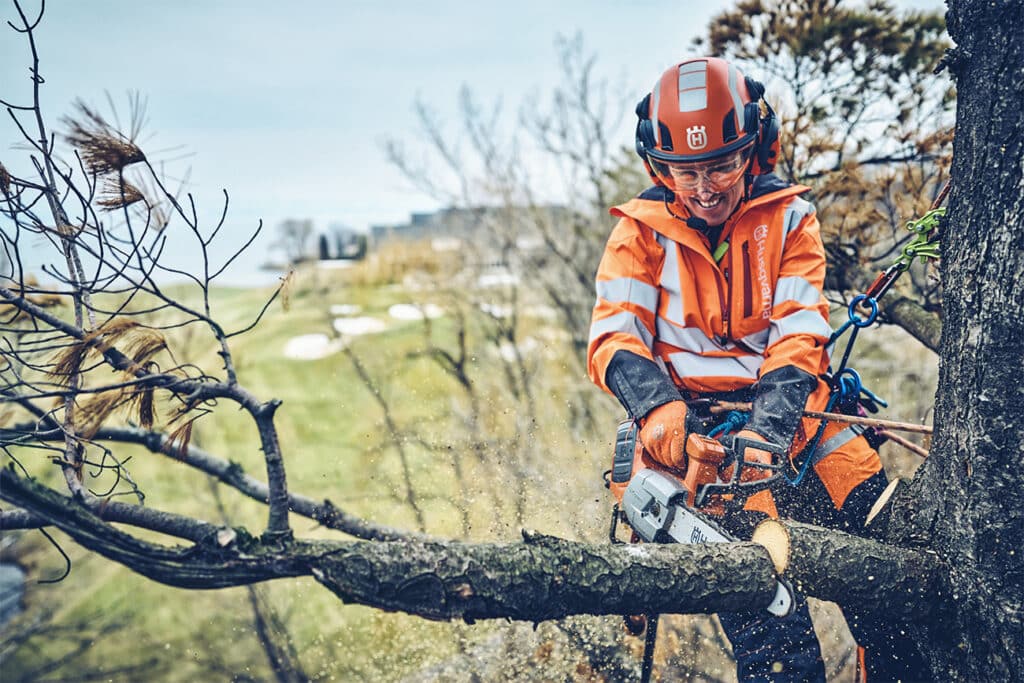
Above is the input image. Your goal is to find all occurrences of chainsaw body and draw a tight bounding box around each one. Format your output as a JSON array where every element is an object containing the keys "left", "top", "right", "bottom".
[{"left": 609, "top": 418, "right": 794, "bottom": 617}]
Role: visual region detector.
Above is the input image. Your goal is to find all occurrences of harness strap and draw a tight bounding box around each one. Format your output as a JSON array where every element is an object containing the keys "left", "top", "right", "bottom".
[{"left": 808, "top": 424, "right": 867, "bottom": 469}]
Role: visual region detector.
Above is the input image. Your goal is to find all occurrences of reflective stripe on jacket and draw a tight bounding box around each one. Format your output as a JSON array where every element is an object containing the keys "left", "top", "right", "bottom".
[{"left": 587, "top": 182, "right": 832, "bottom": 400}]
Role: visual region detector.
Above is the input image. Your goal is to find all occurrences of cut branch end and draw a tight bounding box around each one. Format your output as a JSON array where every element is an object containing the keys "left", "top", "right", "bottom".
[{"left": 752, "top": 518, "right": 790, "bottom": 575}]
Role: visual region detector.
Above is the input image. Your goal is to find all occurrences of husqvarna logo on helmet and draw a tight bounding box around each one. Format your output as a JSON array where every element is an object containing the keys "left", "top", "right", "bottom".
[{"left": 686, "top": 125, "right": 708, "bottom": 150}]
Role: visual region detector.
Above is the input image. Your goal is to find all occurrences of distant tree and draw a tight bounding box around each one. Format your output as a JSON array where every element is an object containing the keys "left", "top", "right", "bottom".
[
  {"left": 273, "top": 218, "right": 315, "bottom": 265},
  {"left": 333, "top": 229, "right": 367, "bottom": 260},
  {"left": 384, "top": 34, "right": 627, "bottom": 356}
]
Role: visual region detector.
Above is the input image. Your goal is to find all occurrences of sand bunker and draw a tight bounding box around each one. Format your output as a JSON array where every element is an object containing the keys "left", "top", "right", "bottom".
[{"left": 283, "top": 334, "right": 345, "bottom": 360}]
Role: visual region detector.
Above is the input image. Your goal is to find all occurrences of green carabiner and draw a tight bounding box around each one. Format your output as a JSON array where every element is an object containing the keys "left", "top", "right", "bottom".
[{"left": 895, "top": 207, "right": 944, "bottom": 270}]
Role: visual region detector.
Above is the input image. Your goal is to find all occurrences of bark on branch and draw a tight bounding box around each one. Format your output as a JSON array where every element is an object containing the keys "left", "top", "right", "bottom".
[
  {"left": 1, "top": 467, "right": 944, "bottom": 624},
  {"left": 752, "top": 519, "right": 944, "bottom": 620}
]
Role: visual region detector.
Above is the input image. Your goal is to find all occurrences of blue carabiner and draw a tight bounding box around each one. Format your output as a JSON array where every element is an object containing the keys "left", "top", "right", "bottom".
[
  {"left": 833, "top": 367, "right": 863, "bottom": 400},
  {"left": 848, "top": 294, "right": 878, "bottom": 328}
]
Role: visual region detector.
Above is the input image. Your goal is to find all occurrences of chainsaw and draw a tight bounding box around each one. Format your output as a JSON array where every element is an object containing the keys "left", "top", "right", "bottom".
[{"left": 607, "top": 419, "right": 795, "bottom": 617}]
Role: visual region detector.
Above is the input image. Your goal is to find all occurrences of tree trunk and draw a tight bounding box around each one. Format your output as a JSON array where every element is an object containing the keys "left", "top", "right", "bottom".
[{"left": 889, "top": 1, "right": 1024, "bottom": 678}]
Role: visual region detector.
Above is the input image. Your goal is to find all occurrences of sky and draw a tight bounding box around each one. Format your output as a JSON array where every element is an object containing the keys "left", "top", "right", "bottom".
[{"left": 1, "top": 0, "right": 945, "bottom": 284}]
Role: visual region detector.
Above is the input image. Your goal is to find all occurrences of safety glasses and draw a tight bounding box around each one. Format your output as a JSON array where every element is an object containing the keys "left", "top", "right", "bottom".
[{"left": 657, "top": 145, "right": 753, "bottom": 194}]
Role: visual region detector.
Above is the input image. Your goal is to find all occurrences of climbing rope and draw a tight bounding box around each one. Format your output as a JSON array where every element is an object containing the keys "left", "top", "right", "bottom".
[
  {"left": 806, "top": 185, "right": 949, "bottom": 464},
  {"left": 783, "top": 392, "right": 840, "bottom": 485},
  {"left": 827, "top": 193, "right": 946, "bottom": 384},
  {"left": 826, "top": 294, "right": 879, "bottom": 378}
]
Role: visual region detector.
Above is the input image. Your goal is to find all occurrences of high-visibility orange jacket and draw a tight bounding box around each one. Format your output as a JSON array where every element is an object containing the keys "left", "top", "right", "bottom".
[
  {"left": 588, "top": 178, "right": 881, "bottom": 511},
  {"left": 589, "top": 178, "right": 830, "bottom": 399}
]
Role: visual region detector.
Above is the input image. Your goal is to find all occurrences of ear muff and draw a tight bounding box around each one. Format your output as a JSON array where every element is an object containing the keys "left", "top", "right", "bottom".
[
  {"left": 755, "top": 102, "right": 780, "bottom": 174},
  {"left": 744, "top": 76, "right": 780, "bottom": 175},
  {"left": 634, "top": 93, "right": 665, "bottom": 186}
]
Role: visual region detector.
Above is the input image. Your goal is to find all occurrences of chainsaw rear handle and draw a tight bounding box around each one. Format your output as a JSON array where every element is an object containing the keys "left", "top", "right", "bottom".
[{"left": 722, "top": 435, "right": 788, "bottom": 470}]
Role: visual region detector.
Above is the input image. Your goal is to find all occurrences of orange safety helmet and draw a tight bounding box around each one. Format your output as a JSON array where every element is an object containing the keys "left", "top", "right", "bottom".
[{"left": 635, "top": 57, "right": 780, "bottom": 192}]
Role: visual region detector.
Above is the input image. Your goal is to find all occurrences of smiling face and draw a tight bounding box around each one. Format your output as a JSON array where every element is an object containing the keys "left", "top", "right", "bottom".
[
  {"left": 638, "top": 59, "right": 766, "bottom": 227},
  {"left": 678, "top": 174, "right": 746, "bottom": 225},
  {"left": 662, "top": 144, "right": 752, "bottom": 226}
]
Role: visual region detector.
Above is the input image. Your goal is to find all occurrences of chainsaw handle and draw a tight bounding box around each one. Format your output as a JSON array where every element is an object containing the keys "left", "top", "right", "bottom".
[
  {"left": 694, "top": 476, "right": 779, "bottom": 508},
  {"left": 693, "top": 436, "right": 786, "bottom": 508},
  {"left": 721, "top": 435, "right": 786, "bottom": 470}
]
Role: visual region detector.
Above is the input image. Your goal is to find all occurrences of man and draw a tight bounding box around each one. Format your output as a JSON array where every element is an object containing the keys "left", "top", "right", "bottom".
[{"left": 587, "top": 57, "right": 924, "bottom": 681}]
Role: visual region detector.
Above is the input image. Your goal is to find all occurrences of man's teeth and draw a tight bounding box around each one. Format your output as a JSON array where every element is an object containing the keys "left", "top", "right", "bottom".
[{"left": 696, "top": 196, "right": 722, "bottom": 208}]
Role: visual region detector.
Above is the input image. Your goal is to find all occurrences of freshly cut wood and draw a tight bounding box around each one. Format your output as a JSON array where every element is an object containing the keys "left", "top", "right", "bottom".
[
  {"left": 865, "top": 477, "right": 904, "bottom": 529},
  {"left": 751, "top": 519, "right": 790, "bottom": 574}
]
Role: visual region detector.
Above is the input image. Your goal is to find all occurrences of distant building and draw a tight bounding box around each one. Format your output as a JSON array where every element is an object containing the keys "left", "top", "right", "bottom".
[{"left": 369, "top": 204, "right": 570, "bottom": 259}]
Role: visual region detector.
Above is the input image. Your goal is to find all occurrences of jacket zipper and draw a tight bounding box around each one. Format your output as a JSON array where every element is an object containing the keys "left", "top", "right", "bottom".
[{"left": 742, "top": 241, "right": 753, "bottom": 318}]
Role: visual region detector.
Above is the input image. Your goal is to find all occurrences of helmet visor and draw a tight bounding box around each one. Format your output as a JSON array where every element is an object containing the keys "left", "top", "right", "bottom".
[{"left": 654, "top": 144, "right": 753, "bottom": 194}]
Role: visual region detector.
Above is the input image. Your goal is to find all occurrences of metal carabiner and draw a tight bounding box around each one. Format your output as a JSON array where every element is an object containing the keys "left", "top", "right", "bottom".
[{"left": 848, "top": 294, "right": 879, "bottom": 328}]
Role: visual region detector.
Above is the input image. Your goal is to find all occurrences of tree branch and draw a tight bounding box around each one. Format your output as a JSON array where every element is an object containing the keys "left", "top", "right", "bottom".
[
  {"left": 753, "top": 519, "right": 943, "bottom": 621},
  {"left": 1, "top": 467, "right": 944, "bottom": 624},
  {"left": 1, "top": 421, "right": 422, "bottom": 542},
  {"left": 0, "top": 284, "right": 294, "bottom": 538}
]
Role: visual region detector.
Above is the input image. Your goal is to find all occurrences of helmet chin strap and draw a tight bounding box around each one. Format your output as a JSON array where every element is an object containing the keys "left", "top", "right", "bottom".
[
  {"left": 663, "top": 195, "right": 683, "bottom": 221},
  {"left": 665, "top": 194, "right": 736, "bottom": 255}
]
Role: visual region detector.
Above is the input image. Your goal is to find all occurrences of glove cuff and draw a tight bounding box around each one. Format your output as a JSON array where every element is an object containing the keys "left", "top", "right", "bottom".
[
  {"left": 605, "top": 350, "right": 682, "bottom": 419},
  {"left": 746, "top": 366, "right": 818, "bottom": 447}
]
